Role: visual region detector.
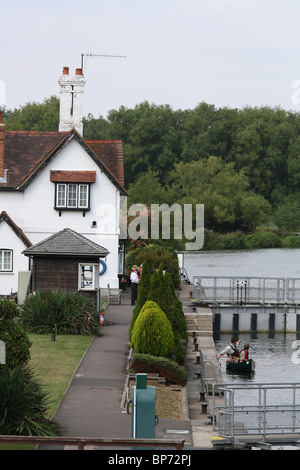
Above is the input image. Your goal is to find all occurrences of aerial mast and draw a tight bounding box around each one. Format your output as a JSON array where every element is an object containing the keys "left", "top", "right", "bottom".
[{"left": 80, "top": 52, "right": 126, "bottom": 72}]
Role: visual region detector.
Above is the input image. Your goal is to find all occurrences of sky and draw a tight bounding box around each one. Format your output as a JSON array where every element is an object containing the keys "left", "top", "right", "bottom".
[{"left": 1, "top": 0, "right": 300, "bottom": 119}]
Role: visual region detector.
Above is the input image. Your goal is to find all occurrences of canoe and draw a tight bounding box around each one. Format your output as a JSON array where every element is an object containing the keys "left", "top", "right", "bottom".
[{"left": 226, "top": 359, "right": 255, "bottom": 374}]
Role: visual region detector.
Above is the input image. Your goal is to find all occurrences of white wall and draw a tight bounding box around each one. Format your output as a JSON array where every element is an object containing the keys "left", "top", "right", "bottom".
[
  {"left": 0, "top": 220, "right": 30, "bottom": 294},
  {"left": 1, "top": 136, "right": 121, "bottom": 294}
]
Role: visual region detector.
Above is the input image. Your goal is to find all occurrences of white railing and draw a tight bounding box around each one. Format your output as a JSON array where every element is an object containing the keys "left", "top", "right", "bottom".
[{"left": 212, "top": 382, "right": 300, "bottom": 442}]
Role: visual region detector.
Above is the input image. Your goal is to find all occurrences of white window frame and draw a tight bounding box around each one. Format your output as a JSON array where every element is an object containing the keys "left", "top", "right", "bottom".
[
  {"left": 56, "top": 183, "right": 89, "bottom": 209},
  {"left": 0, "top": 250, "right": 13, "bottom": 272},
  {"left": 78, "top": 263, "right": 98, "bottom": 290}
]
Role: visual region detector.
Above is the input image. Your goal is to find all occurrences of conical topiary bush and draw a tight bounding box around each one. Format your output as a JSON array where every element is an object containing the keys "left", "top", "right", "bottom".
[{"left": 131, "top": 300, "right": 174, "bottom": 357}]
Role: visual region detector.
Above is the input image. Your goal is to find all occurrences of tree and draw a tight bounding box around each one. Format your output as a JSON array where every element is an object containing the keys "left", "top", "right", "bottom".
[
  {"left": 125, "top": 245, "right": 180, "bottom": 288},
  {"left": 131, "top": 301, "right": 174, "bottom": 357},
  {"left": 273, "top": 203, "right": 300, "bottom": 231},
  {"left": 167, "top": 156, "right": 271, "bottom": 231},
  {"left": 147, "top": 265, "right": 187, "bottom": 363},
  {"left": 4, "top": 96, "right": 60, "bottom": 131},
  {"left": 129, "top": 261, "right": 152, "bottom": 339}
]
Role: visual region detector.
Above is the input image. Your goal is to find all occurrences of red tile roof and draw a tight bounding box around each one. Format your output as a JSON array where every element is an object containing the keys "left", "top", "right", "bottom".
[
  {"left": 0, "top": 211, "right": 32, "bottom": 247},
  {"left": 86, "top": 140, "right": 124, "bottom": 188},
  {"left": 0, "top": 129, "right": 125, "bottom": 192}
]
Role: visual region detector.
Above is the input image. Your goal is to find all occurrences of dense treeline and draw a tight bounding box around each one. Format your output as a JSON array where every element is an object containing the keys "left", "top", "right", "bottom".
[{"left": 2, "top": 97, "right": 300, "bottom": 237}]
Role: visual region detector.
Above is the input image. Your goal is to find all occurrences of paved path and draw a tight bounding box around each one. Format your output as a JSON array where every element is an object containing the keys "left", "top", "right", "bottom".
[{"left": 45, "top": 290, "right": 194, "bottom": 449}]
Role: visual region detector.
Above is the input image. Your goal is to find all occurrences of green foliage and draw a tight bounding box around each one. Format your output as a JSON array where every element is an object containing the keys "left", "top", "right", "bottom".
[
  {"left": 0, "top": 299, "right": 32, "bottom": 370},
  {"left": 129, "top": 261, "right": 151, "bottom": 339},
  {"left": 4, "top": 96, "right": 59, "bottom": 131},
  {"left": 273, "top": 203, "right": 300, "bottom": 231},
  {"left": 131, "top": 353, "right": 187, "bottom": 386},
  {"left": 147, "top": 266, "right": 187, "bottom": 342},
  {"left": 282, "top": 235, "right": 300, "bottom": 248},
  {"left": 167, "top": 156, "right": 271, "bottom": 232},
  {"left": 125, "top": 244, "right": 180, "bottom": 288},
  {"left": 5, "top": 97, "right": 300, "bottom": 232},
  {"left": 0, "top": 366, "right": 60, "bottom": 436},
  {"left": 246, "top": 231, "right": 282, "bottom": 249},
  {"left": 20, "top": 290, "right": 100, "bottom": 336},
  {"left": 131, "top": 301, "right": 174, "bottom": 358}
]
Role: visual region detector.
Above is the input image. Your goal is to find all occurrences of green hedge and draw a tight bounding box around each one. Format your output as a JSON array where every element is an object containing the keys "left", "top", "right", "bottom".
[
  {"left": 0, "top": 299, "right": 32, "bottom": 371},
  {"left": 130, "top": 353, "right": 187, "bottom": 386}
]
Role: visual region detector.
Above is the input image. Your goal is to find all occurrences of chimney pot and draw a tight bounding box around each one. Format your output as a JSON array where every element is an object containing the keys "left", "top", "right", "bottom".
[
  {"left": 63, "top": 66, "right": 69, "bottom": 75},
  {"left": 75, "top": 68, "right": 83, "bottom": 76}
]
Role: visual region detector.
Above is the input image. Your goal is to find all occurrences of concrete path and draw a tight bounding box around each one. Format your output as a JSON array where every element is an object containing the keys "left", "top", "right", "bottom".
[{"left": 41, "top": 287, "right": 222, "bottom": 450}]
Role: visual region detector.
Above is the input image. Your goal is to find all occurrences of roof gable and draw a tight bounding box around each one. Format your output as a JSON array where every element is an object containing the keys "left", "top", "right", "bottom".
[
  {"left": 0, "top": 211, "right": 32, "bottom": 247},
  {"left": 1, "top": 129, "right": 126, "bottom": 194},
  {"left": 23, "top": 228, "right": 109, "bottom": 258}
]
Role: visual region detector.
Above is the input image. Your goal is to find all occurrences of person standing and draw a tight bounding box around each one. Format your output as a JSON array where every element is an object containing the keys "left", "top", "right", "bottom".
[{"left": 130, "top": 265, "right": 140, "bottom": 305}]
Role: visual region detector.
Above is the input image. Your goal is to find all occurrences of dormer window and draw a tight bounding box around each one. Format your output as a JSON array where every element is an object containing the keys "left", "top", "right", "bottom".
[
  {"left": 50, "top": 170, "right": 96, "bottom": 212},
  {"left": 56, "top": 183, "right": 89, "bottom": 209}
]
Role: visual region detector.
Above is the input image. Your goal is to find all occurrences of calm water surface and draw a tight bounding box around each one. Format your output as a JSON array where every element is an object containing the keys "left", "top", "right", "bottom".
[{"left": 183, "top": 248, "right": 300, "bottom": 385}]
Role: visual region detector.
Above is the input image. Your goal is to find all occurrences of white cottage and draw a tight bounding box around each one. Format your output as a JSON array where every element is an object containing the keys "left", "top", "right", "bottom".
[{"left": 0, "top": 67, "right": 126, "bottom": 303}]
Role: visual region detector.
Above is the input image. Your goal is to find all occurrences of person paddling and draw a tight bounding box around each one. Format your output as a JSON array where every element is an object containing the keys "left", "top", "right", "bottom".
[{"left": 217, "top": 337, "right": 241, "bottom": 363}]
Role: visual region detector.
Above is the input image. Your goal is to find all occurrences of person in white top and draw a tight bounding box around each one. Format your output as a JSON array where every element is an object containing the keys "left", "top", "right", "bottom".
[
  {"left": 217, "top": 337, "right": 241, "bottom": 362},
  {"left": 130, "top": 265, "right": 140, "bottom": 305}
]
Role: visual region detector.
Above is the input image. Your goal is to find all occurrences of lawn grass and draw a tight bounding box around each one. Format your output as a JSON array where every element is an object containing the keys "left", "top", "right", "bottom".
[
  {"left": 28, "top": 334, "right": 93, "bottom": 417},
  {"left": 0, "top": 333, "right": 93, "bottom": 450}
]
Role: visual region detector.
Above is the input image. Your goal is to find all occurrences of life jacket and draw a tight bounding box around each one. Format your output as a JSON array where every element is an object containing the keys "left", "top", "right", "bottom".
[
  {"left": 240, "top": 348, "right": 249, "bottom": 360},
  {"left": 228, "top": 344, "right": 240, "bottom": 357}
]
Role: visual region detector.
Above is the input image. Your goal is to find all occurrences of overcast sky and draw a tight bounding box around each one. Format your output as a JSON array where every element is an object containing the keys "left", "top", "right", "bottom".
[{"left": 2, "top": 0, "right": 300, "bottom": 118}]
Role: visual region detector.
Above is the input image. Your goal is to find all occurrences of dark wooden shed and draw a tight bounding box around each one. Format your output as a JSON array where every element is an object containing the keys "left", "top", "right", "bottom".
[{"left": 23, "top": 228, "right": 109, "bottom": 310}]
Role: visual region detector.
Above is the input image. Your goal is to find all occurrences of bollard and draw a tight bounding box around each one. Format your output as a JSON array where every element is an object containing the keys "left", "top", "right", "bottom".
[
  {"left": 206, "top": 414, "right": 216, "bottom": 425},
  {"left": 201, "top": 403, "right": 208, "bottom": 414},
  {"left": 194, "top": 355, "right": 200, "bottom": 365},
  {"left": 193, "top": 343, "right": 199, "bottom": 351},
  {"left": 199, "top": 391, "right": 206, "bottom": 402}
]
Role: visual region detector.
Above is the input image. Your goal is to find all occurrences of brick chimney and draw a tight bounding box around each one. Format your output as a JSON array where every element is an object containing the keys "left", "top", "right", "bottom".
[
  {"left": 58, "top": 66, "right": 86, "bottom": 136},
  {"left": 0, "top": 112, "right": 5, "bottom": 180}
]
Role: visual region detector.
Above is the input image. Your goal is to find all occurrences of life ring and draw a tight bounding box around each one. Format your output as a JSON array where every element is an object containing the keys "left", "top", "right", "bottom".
[{"left": 99, "top": 259, "right": 107, "bottom": 275}]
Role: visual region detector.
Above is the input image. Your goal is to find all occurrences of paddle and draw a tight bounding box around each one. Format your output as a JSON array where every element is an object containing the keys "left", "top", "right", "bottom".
[{"left": 252, "top": 360, "right": 273, "bottom": 366}]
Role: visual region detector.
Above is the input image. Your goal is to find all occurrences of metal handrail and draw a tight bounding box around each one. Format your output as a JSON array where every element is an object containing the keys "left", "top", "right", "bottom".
[
  {"left": 212, "top": 382, "right": 300, "bottom": 442},
  {"left": 193, "top": 276, "right": 300, "bottom": 304}
]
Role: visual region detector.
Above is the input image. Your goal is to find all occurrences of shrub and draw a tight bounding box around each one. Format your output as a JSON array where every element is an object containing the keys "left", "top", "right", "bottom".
[
  {"left": 282, "top": 235, "right": 300, "bottom": 248},
  {"left": 131, "top": 301, "right": 174, "bottom": 357},
  {"left": 129, "top": 261, "right": 152, "bottom": 339},
  {"left": 246, "top": 230, "right": 282, "bottom": 249},
  {"left": 20, "top": 290, "right": 100, "bottom": 336},
  {"left": 131, "top": 353, "right": 187, "bottom": 386},
  {"left": 125, "top": 245, "right": 180, "bottom": 288},
  {"left": 216, "top": 231, "right": 249, "bottom": 250},
  {"left": 0, "top": 299, "right": 31, "bottom": 370},
  {"left": 0, "top": 366, "right": 61, "bottom": 436},
  {"left": 148, "top": 266, "right": 187, "bottom": 342}
]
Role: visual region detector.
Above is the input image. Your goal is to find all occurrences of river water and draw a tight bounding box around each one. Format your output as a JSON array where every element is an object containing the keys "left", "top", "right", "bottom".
[
  {"left": 183, "top": 249, "right": 300, "bottom": 445},
  {"left": 183, "top": 248, "right": 300, "bottom": 385}
]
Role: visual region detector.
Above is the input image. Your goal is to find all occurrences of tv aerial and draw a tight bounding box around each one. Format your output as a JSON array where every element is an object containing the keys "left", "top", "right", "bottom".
[{"left": 80, "top": 52, "right": 126, "bottom": 72}]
